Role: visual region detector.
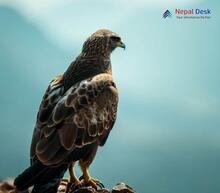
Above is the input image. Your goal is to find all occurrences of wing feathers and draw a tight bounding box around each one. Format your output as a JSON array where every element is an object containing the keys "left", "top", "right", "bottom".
[
  {"left": 36, "top": 132, "right": 61, "bottom": 164},
  {"left": 58, "top": 120, "right": 78, "bottom": 150},
  {"left": 33, "top": 73, "right": 118, "bottom": 166}
]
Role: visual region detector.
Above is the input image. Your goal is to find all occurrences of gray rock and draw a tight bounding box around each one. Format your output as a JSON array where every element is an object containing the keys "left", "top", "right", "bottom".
[{"left": 112, "top": 183, "right": 136, "bottom": 193}]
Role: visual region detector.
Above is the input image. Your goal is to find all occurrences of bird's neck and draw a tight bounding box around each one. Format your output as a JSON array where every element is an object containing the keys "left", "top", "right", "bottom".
[{"left": 62, "top": 54, "right": 112, "bottom": 91}]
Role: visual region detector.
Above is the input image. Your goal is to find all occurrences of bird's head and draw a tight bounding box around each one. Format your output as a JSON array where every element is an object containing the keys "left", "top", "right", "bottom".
[{"left": 82, "top": 29, "right": 125, "bottom": 57}]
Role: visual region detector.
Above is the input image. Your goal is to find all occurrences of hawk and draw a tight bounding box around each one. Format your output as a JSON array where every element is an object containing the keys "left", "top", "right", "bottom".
[{"left": 14, "top": 29, "right": 125, "bottom": 193}]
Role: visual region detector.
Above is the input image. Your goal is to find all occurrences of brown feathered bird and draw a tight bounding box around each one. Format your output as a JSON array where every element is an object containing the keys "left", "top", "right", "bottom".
[{"left": 14, "top": 29, "right": 125, "bottom": 193}]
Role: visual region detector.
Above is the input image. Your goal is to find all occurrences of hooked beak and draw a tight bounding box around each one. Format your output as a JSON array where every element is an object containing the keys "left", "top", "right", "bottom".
[{"left": 117, "top": 40, "right": 126, "bottom": 50}]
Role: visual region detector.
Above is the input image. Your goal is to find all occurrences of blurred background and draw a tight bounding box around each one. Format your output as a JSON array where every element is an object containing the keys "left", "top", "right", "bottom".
[{"left": 0, "top": 0, "right": 220, "bottom": 193}]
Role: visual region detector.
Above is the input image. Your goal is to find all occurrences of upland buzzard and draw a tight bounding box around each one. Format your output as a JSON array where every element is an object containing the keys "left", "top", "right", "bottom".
[{"left": 14, "top": 29, "right": 125, "bottom": 193}]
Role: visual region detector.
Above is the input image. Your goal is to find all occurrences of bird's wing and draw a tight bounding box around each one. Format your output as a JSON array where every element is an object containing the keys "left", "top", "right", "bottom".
[
  {"left": 36, "top": 74, "right": 65, "bottom": 125},
  {"left": 30, "top": 74, "right": 67, "bottom": 162},
  {"left": 32, "top": 73, "right": 118, "bottom": 166}
]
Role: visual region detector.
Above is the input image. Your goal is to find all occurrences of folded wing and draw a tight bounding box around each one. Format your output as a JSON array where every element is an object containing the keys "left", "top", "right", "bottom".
[{"left": 31, "top": 73, "right": 118, "bottom": 166}]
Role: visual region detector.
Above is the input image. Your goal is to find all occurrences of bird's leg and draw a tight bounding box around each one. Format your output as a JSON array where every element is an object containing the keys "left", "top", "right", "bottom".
[
  {"left": 69, "top": 162, "right": 81, "bottom": 185},
  {"left": 63, "top": 162, "right": 80, "bottom": 185},
  {"left": 79, "top": 160, "right": 104, "bottom": 189}
]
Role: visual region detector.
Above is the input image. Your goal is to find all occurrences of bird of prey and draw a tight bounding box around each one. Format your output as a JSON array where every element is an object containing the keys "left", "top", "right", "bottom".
[{"left": 14, "top": 29, "right": 125, "bottom": 193}]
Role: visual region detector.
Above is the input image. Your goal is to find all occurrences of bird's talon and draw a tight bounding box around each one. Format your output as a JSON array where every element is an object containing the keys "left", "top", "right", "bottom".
[
  {"left": 84, "top": 178, "right": 104, "bottom": 189},
  {"left": 62, "top": 178, "right": 81, "bottom": 186},
  {"left": 79, "top": 175, "right": 83, "bottom": 181},
  {"left": 92, "top": 179, "right": 104, "bottom": 189},
  {"left": 68, "top": 180, "right": 83, "bottom": 191},
  {"left": 98, "top": 182, "right": 105, "bottom": 188}
]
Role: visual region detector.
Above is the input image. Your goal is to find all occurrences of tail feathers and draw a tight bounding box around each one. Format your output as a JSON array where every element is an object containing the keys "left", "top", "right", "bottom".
[
  {"left": 14, "top": 162, "right": 68, "bottom": 193},
  {"left": 14, "top": 162, "right": 48, "bottom": 191}
]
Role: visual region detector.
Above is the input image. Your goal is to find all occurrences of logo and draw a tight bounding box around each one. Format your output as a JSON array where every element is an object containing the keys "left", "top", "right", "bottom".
[
  {"left": 162, "top": 9, "right": 211, "bottom": 19},
  {"left": 175, "top": 9, "right": 211, "bottom": 19},
  {"left": 175, "top": 9, "right": 211, "bottom": 15},
  {"left": 163, "top": 10, "right": 172, "bottom": 18}
]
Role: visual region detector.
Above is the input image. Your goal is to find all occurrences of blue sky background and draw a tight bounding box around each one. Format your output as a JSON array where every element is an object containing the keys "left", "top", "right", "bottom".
[{"left": 0, "top": 0, "right": 220, "bottom": 193}]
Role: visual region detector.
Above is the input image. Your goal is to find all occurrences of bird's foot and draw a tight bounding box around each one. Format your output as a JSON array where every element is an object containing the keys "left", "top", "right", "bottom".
[
  {"left": 79, "top": 176, "right": 104, "bottom": 189},
  {"left": 63, "top": 177, "right": 80, "bottom": 184},
  {"left": 62, "top": 178, "right": 82, "bottom": 191},
  {"left": 69, "top": 182, "right": 82, "bottom": 191}
]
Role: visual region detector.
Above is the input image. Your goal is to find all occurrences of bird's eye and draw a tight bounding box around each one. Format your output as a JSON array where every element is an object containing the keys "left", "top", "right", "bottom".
[{"left": 110, "top": 36, "right": 120, "bottom": 42}]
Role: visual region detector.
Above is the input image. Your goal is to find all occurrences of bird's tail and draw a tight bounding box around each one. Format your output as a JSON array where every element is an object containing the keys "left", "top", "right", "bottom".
[{"left": 14, "top": 161, "right": 68, "bottom": 193}]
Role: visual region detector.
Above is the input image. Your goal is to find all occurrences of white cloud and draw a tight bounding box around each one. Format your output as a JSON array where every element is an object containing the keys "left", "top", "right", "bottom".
[
  {"left": 183, "top": 96, "right": 219, "bottom": 115},
  {"left": 0, "top": 0, "right": 202, "bottom": 50},
  {"left": 118, "top": 0, "right": 202, "bottom": 7}
]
